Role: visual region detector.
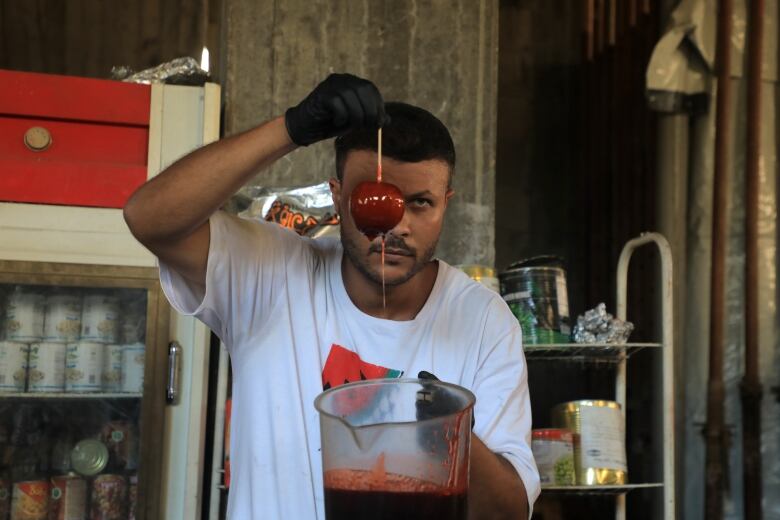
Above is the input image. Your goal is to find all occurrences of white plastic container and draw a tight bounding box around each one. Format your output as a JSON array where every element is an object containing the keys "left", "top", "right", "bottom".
[
  {"left": 102, "top": 344, "right": 123, "bottom": 392},
  {"left": 43, "top": 293, "right": 82, "bottom": 343},
  {"left": 28, "top": 342, "right": 66, "bottom": 392},
  {"left": 0, "top": 341, "right": 29, "bottom": 392},
  {"left": 121, "top": 343, "right": 145, "bottom": 394},
  {"left": 5, "top": 289, "right": 45, "bottom": 342},
  {"left": 80, "top": 294, "right": 119, "bottom": 344},
  {"left": 65, "top": 342, "right": 104, "bottom": 393}
]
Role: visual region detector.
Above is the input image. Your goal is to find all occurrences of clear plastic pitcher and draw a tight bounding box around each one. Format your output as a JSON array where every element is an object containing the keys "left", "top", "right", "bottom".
[{"left": 314, "top": 378, "right": 475, "bottom": 520}]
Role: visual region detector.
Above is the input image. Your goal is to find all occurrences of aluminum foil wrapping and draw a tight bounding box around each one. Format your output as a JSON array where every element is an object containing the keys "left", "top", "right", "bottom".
[
  {"left": 573, "top": 303, "right": 634, "bottom": 344},
  {"left": 111, "top": 57, "right": 210, "bottom": 85},
  {"left": 233, "top": 182, "right": 339, "bottom": 239}
]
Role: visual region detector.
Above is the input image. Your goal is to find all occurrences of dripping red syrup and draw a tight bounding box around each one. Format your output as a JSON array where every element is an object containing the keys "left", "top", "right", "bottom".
[{"left": 349, "top": 128, "right": 404, "bottom": 308}]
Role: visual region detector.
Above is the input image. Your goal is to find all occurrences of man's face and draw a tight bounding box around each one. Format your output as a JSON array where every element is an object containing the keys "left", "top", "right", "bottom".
[{"left": 330, "top": 150, "right": 454, "bottom": 287}]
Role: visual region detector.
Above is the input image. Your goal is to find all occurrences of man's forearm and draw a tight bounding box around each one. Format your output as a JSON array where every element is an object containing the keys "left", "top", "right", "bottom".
[
  {"left": 124, "top": 116, "right": 295, "bottom": 244},
  {"left": 469, "top": 434, "right": 528, "bottom": 520}
]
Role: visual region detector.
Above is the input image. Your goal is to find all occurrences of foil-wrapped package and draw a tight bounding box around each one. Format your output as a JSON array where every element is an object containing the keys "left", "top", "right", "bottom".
[
  {"left": 573, "top": 303, "right": 634, "bottom": 344},
  {"left": 234, "top": 182, "right": 340, "bottom": 239},
  {"left": 111, "top": 57, "right": 210, "bottom": 85}
]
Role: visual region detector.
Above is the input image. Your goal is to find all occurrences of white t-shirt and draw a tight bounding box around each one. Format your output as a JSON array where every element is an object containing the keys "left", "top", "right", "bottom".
[{"left": 160, "top": 211, "right": 540, "bottom": 519}]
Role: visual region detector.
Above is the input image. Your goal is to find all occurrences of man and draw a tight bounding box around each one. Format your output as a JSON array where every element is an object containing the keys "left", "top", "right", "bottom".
[{"left": 124, "top": 73, "right": 539, "bottom": 519}]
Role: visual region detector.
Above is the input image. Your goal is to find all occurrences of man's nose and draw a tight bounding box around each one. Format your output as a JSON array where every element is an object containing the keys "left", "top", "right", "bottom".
[{"left": 390, "top": 206, "right": 412, "bottom": 237}]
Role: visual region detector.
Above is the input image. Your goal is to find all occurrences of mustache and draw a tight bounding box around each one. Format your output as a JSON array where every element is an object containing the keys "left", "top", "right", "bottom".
[{"left": 368, "top": 235, "right": 415, "bottom": 256}]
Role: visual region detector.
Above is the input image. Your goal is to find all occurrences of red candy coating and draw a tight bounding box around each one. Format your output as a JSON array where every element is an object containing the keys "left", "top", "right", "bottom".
[{"left": 349, "top": 181, "right": 405, "bottom": 240}]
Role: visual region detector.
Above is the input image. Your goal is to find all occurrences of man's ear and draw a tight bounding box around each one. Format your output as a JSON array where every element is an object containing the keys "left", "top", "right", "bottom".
[
  {"left": 444, "top": 188, "right": 455, "bottom": 208},
  {"left": 329, "top": 177, "right": 342, "bottom": 215}
]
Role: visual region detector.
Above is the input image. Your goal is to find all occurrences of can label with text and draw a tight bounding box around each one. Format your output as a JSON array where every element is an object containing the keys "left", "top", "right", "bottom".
[
  {"left": 5, "top": 290, "right": 45, "bottom": 343},
  {"left": 80, "top": 295, "right": 119, "bottom": 344},
  {"left": 102, "top": 344, "right": 123, "bottom": 392},
  {"left": 90, "top": 474, "right": 127, "bottom": 520},
  {"left": 120, "top": 343, "right": 144, "bottom": 394},
  {"left": 27, "top": 343, "right": 66, "bottom": 393},
  {"left": 49, "top": 474, "right": 86, "bottom": 520},
  {"left": 65, "top": 342, "right": 104, "bottom": 393},
  {"left": 43, "top": 294, "right": 82, "bottom": 343},
  {"left": 11, "top": 480, "right": 49, "bottom": 520},
  {"left": 0, "top": 341, "right": 29, "bottom": 392}
]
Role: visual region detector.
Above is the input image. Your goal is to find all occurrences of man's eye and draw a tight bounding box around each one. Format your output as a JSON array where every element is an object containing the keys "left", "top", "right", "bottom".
[{"left": 410, "top": 198, "right": 432, "bottom": 208}]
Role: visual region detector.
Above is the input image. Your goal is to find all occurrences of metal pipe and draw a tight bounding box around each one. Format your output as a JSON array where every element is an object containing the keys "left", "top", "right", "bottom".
[
  {"left": 704, "top": 0, "right": 733, "bottom": 518},
  {"left": 742, "top": 0, "right": 764, "bottom": 517}
]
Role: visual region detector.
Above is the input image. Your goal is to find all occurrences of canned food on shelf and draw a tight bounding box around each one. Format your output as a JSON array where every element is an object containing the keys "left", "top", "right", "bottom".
[
  {"left": 101, "top": 420, "right": 138, "bottom": 471},
  {"left": 49, "top": 473, "right": 87, "bottom": 520},
  {"left": 91, "top": 474, "right": 127, "bottom": 520},
  {"left": 0, "top": 341, "right": 29, "bottom": 392},
  {"left": 456, "top": 264, "right": 500, "bottom": 293},
  {"left": 102, "top": 344, "right": 123, "bottom": 392},
  {"left": 552, "top": 400, "right": 627, "bottom": 485},
  {"left": 70, "top": 440, "right": 109, "bottom": 477},
  {"left": 43, "top": 293, "right": 82, "bottom": 343},
  {"left": 119, "top": 298, "right": 146, "bottom": 344},
  {"left": 11, "top": 479, "right": 49, "bottom": 520},
  {"left": 531, "top": 428, "right": 576, "bottom": 486},
  {"left": 65, "top": 342, "right": 104, "bottom": 393},
  {"left": 80, "top": 294, "right": 119, "bottom": 344},
  {"left": 499, "top": 262, "right": 571, "bottom": 344},
  {"left": 5, "top": 289, "right": 45, "bottom": 343},
  {"left": 27, "top": 343, "right": 66, "bottom": 393},
  {"left": 120, "top": 343, "right": 145, "bottom": 394}
]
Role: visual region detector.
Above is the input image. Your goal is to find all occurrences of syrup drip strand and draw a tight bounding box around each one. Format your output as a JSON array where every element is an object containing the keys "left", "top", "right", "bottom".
[
  {"left": 378, "top": 127, "right": 386, "bottom": 309},
  {"left": 381, "top": 236, "right": 386, "bottom": 309}
]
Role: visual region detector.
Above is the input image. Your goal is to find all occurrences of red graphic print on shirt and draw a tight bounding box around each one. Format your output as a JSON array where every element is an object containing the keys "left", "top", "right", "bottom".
[{"left": 321, "top": 344, "right": 403, "bottom": 391}]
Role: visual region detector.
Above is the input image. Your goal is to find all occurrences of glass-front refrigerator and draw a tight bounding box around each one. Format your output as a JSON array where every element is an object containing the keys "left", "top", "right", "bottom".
[{"left": 0, "top": 261, "right": 170, "bottom": 520}]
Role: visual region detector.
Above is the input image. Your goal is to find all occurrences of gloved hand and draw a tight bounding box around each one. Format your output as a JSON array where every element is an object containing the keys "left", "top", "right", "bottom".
[
  {"left": 417, "top": 371, "right": 475, "bottom": 430},
  {"left": 284, "top": 73, "right": 388, "bottom": 146}
]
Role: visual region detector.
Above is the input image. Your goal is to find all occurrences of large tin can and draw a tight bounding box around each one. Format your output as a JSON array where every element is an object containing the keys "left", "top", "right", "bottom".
[
  {"left": 456, "top": 264, "right": 500, "bottom": 293},
  {"left": 101, "top": 345, "right": 123, "bottom": 393},
  {"left": 0, "top": 472, "right": 10, "bottom": 520},
  {"left": 5, "top": 290, "right": 45, "bottom": 343},
  {"left": 49, "top": 474, "right": 86, "bottom": 520},
  {"left": 10, "top": 480, "right": 49, "bottom": 520},
  {"left": 64, "top": 342, "right": 103, "bottom": 393},
  {"left": 552, "top": 400, "right": 627, "bottom": 485},
  {"left": 119, "top": 298, "right": 145, "bottom": 345},
  {"left": 120, "top": 344, "right": 144, "bottom": 394},
  {"left": 79, "top": 295, "right": 118, "bottom": 344},
  {"left": 27, "top": 343, "right": 66, "bottom": 393},
  {"left": 0, "top": 341, "right": 29, "bottom": 392},
  {"left": 42, "top": 294, "right": 82, "bottom": 344},
  {"left": 126, "top": 475, "right": 137, "bottom": 520},
  {"left": 90, "top": 475, "right": 126, "bottom": 520},
  {"left": 70, "top": 440, "right": 108, "bottom": 478},
  {"left": 499, "top": 262, "right": 571, "bottom": 344},
  {"left": 100, "top": 421, "right": 138, "bottom": 471}
]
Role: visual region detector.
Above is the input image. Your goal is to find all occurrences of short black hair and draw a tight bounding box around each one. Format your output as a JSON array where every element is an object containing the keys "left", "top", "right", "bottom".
[{"left": 334, "top": 101, "right": 456, "bottom": 182}]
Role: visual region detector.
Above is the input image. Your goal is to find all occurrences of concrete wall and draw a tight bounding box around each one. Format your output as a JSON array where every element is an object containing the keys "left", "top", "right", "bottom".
[{"left": 221, "top": 0, "right": 499, "bottom": 266}]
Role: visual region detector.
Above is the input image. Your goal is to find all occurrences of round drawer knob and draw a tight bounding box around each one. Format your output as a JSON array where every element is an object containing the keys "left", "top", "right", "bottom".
[{"left": 24, "top": 126, "right": 52, "bottom": 151}]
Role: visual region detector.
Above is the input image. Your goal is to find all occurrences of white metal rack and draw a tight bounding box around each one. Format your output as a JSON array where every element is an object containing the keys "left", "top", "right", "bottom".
[{"left": 526, "top": 232, "right": 674, "bottom": 520}]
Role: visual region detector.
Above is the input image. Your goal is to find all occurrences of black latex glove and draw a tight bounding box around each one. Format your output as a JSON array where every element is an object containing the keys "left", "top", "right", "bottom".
[
  {"left": 417, "top": 371, "right": 475, "bottom": 430},
  {"left": 284, "top": 73, "right": 388, "bottom": 146}
]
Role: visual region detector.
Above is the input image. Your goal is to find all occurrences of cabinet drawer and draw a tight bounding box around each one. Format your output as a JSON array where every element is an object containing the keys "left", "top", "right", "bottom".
[{"left": 0, "top": 69, "right": 151, "bottom": 208}]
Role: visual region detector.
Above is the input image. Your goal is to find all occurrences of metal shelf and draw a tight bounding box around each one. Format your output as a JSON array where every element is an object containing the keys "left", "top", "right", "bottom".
[
  {"left": 524, "top": 342, "right": 662, "bottom": 363},
  {"left": 541, "top": 483, "right": 664, "bottom": 496},
  {"left": 0, "top": 392, "right": 142, "bottom": 399}
]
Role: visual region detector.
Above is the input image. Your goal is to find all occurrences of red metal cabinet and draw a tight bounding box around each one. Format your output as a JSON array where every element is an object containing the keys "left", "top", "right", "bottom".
[{"left": 0, "top": 69, "right": 151, "bottom": 208}]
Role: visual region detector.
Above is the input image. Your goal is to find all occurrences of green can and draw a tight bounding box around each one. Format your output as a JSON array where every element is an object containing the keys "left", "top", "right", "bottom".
[{"left": 70, "top": 439, "right": 109, "bottom": 477}]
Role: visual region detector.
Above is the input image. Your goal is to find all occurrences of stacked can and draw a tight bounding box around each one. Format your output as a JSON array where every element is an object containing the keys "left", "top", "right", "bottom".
[
  {"left": 10, "top": 480, "right": 49, "bottom": 519},
  {"left": 4, "top": 288, "right": 45, "bottom": 343},
  {"left": 120, "top": 343, "right": 145, "bottom": 394},
  {"left": 102, "top": 344, "right": 124, "bottom": 393},
  {"left": 0, "top": 341, "right": 29, "bottom": 392},
  {"left": 499, "top": 258, "right": 571, "bottom": 344},
  {"left": 28, "top": 342, "right": 67, "bottom": 393},
  {"left": 49, "top": 473, "right": 87, "bottom": 520}
]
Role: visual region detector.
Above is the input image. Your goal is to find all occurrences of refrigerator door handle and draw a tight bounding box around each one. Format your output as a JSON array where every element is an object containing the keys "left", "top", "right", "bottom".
[{"left": 167, "top": 341, "right": 182, "bottom": 404}]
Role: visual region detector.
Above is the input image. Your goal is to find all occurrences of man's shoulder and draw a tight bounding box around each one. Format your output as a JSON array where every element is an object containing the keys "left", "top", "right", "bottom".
[{"left": 437, "top": 262, "right": 515, "bottom": 323}]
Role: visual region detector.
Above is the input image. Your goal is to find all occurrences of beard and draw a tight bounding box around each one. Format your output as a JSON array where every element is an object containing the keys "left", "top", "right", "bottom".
[{"left": 341, "top": 231, "right": 438, "bottom": 287}]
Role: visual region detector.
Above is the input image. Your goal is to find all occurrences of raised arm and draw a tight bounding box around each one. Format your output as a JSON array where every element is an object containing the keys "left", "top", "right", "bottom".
[{"left": 123, "top": 73, "right": 387, "bottom": 286}]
